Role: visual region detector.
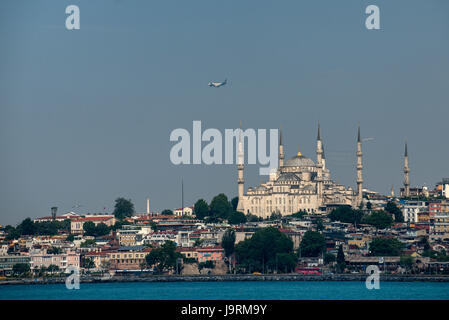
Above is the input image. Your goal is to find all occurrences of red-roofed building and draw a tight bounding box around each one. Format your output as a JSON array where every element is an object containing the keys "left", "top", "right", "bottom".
[{"left": 70, "top": 216, "right": 116, "bottom": 234}]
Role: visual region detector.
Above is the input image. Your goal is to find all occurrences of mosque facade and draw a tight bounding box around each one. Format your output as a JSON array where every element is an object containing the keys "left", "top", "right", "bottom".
[{"left": 236, "top": 123, "right": 363, "bottom": 218}]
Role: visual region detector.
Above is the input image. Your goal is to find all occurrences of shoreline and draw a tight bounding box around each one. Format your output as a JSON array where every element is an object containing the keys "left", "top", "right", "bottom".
[{"left": 2, "top": 274, "right": 449, "bottom": 286}]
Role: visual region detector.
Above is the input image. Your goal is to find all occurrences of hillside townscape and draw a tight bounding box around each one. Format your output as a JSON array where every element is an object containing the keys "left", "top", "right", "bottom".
[{"left": 1, "top": 181, "right": 449, "bottom": 279}]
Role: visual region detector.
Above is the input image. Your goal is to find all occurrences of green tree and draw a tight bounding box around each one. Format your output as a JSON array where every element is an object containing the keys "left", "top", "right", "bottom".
[
  {"left": 4, "top": 225, "right": 20, "bottom": 241},
  {"left": 227, "top": 211, "right": 247, "bottom": 225},
  {"left": 145, "top": 241, "right": 182, "bottom": 274},
  {"left": 193, "top": 199, "right": 209, "bottom": 220},
  {"left": 235, "top": 227, "right": 294, "bottom": 273},
  {"left": 418, "top": 236, "right": 431, "bottom": 251},
  {"left": 290, "top": 211, "right": 307, "bottom": 219},
  {"left": 83, "top": 257, "right": 95, "bottom": 271},
  {"left": 209, "top": 194, "right": 232, "bottom": 221},
  {"left": 385, "top": 201, "right": 404, "bottom": 222},
  {"left": 231, "top": 197, "right": 239, "bottom": 211},
  {"left": 337, "top": 245, "right": 345, "bottom": 264},
  {"left": 149, "top": 221, "right": 158, "bottom": 232},
  {"left": 113, "top": 197, "right": 135, "bottom": 220},
  {"left": 369, "top": 238, "right": 404, "bottom": 256},
  {"left": 13, "top": 263, "right": 30, "bottom": 276},
  {"left": 366, "top": 201, "right": 372, "bottom": 210},
  {"left": 336, "top": 245, "right": 346, "bottom": 273},
  {"left": 65, "top": 234, "right": 75, "bottom": 242},
  {"left": 400, "top": 255, "right": 414, "bottom": 273},
  {"left": 95, "top": 223, "right": 110, "bottom": 236},
  {"left": 324, "top": 252, "right": 336, "bottom": 265},
  {"left": 221, "top": 229, "right": 236, "bottom": 258},
  {"left": 246, "top": 214, "right": 262, "bottom": 222},
  {"left": 269, "top": 212, "right": 282, "bottom": 221},
  {"left": 198, "top": 260, "right": 215, "bottom": 273},
  {"left": 83, "top": 221, "right": 96, "bottom": 236},
  {"left": 298, "top": 231, "right": 326, "bottom": 257},
  {"left": 47, "top": 264, "right": 60, "bottom": 274},
  {"left": 47, "top": 247, "right": 62, "bottom": 255},
  {"left": 193, "top": 239, "right": 203, "bottom": 247},
  {"left": 80, "top": 239, "right": 96, "bottom": 247},
  {"left": 275, "top": 252, "right": 297, "bottom": 273},
  {"left": 315, "top": 218, "right": 324, "bottom": 231},
  {"left": 17, "top": 218, "right": 36, "bottom": 235},
  {"left": 161, "top": 209, "right": 173, "bottom": 215},
  {"left": 362, "top": 211, "right": 393, "bottom": 229},
  {"left": 328, "top": 207, "right": 364, "bottom": 225}
]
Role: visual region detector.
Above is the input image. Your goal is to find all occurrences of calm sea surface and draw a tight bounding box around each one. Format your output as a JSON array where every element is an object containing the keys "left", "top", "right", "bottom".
[{"left": 1, "top": 281, "right": 449, "bottom": 300}]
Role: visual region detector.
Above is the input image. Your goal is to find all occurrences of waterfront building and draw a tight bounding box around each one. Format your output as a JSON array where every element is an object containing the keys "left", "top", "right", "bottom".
[
  {"left": 109, "top": 246, "right": 151, "bottom": 271},
  {"left": 29, "top": 250, "right": 80, "bottom": 272},
  {"left": 196, "top": 246, "right": 225, "bottom": 263},
  {"left": 0, "top": 255, "right": 31, "bottom": 275}
]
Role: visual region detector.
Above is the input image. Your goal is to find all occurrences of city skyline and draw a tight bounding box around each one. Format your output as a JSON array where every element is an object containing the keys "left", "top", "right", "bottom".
[{"left": 1, "top": 0, "right": 449, "bottom": 224}]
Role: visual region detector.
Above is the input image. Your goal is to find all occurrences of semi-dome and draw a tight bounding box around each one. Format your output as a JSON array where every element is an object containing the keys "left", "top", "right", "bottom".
[{"left": 276, "top": 172, "right": 301, "bottom": 182}]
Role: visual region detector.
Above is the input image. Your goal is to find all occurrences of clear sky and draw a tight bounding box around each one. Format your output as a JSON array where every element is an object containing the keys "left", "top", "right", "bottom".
[{"left": 1, "top": 0, "right": 448, "bottom": 225}]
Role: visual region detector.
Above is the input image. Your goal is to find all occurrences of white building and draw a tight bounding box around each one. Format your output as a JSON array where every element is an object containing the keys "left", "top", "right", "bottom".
[
  {"left": 174, "top": 206, "right": 194, "bottom": 217},
  {"left": 402, "top": 201, "right": 427, "bottom": 223}
]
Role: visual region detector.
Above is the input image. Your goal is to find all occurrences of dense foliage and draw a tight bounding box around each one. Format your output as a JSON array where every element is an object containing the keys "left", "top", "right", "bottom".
[
  {"left": 113, "top": 197, "right": 135, "bottom": 220},
  {"left": 227, "top": 211, "right": 247, "bottom": 225},
  {"left": 193, "top": 199, "right": 209, "bottom": 220},
  {"left": 298, "top": 231, "right": 326, "bottom": 257},
  {"left": 385, "top": 201, "right": 404, "bottom": 222},
  {"left": 362, "top": 211, "right": 393, "bottom": 229},
  {"left": 145, "top": 241, "right": 182, "bottom": 274},
  {"left": 221, "top": 229, "right": 236, "bottom": 258},
  {"left": 328, "top": 206, "right": 364, "bottom": 225},
  {"left": 83, "top": 222, "right": 110, "bottom": 237},
  {"left": 4, "top": 218, "right": 71, "bottom": 240},
  {"left": 369, "top": 238, "right": 404, "bottom": 256},
  {"left": 235, "top": 227, "right": 296, "bottom": 273}
]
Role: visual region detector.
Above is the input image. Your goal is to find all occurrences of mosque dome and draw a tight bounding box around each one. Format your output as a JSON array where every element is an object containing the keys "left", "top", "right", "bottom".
[{"left": 284, "top": 145, "right": 315, "bottom": 167}]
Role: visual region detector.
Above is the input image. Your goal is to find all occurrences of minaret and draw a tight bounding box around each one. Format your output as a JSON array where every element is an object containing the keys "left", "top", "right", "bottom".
[
  {"left": 279, "top": 127, "right": 284, "bottom": 168},
  {"left": 404, "top": 142, "right": 410, "bottom": 197},
  {"left": 237, "top": 123, "right": 245, "bottom": 212},
  {"left": 390, "top": 185, "right": 395, "bottom": 197},
  {"left": 322, "top": 141, "right": 326, "bottom": 171},
  {"left": 356, "top": 124, "right": 363, "bottom": 206},
  {"left": 316, "top": 121, "right": 323, "bottom": 203},
  {"left": 146, "top": 197, "right": 150, "bottom": 215}
]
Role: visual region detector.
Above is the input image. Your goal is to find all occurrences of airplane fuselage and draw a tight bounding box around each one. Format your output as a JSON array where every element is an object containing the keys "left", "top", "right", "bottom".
[{"left": 208, "top": 80, "right": 227, "bottom": 88}]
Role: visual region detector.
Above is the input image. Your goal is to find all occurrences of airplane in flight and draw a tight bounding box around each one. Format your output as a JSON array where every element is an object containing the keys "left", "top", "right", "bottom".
[{"left": 208, "top": 79, "right": 227, "bottom": 88}]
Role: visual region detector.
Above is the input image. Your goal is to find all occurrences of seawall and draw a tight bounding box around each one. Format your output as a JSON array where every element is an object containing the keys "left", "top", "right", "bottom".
[{"left": 2, "top": 274, "right": 449, "bottom": 285}]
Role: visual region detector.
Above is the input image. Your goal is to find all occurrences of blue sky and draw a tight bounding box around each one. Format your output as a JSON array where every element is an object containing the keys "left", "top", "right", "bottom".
[{"left": 1, "top": 0, "right": 448, "bottom": 224}]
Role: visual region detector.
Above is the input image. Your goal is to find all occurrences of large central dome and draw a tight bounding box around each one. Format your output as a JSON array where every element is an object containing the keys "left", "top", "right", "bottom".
[
  {"left": 283, "top": 146, "right": 315, "bottom": 167},
  {"left": 284, "top": 155, "right": 315, "bottom": 167}
]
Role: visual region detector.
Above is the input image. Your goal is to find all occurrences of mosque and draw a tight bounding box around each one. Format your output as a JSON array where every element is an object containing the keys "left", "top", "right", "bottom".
[{"left": 236, "top": 123, "right": 363, "bottom": 217}]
